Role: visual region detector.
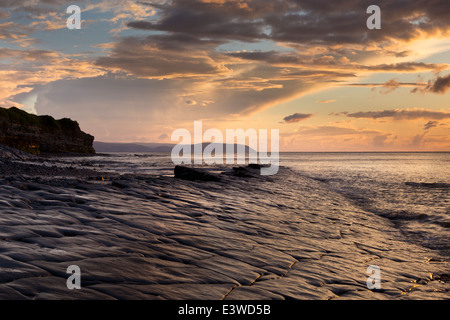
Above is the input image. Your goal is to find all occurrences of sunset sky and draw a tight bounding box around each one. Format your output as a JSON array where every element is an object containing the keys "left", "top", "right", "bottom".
[{"left": 1, "top": 0, "right": 449, "bottom": 151}]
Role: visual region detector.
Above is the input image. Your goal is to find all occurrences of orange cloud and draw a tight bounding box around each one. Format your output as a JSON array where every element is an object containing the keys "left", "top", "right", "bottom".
[
  {"left": 316, "top": 100, "right": 336, "bottom": 103},
  {"left": 340, "top": 109, "right": 450, "bottom": 120},
  {"left": 283, "top": 113, "right": 313, "bottom": 123},
  {"left": 412, "top": 74, "right": 450, "bottom": 94}
]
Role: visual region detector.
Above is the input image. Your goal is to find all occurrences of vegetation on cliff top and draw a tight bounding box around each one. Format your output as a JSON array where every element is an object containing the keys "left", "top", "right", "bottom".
[
  {"left": 0, "top": 106, "right": 95, "bottom": 155},
  {"left": 0, "top": 107, "right": 80, "bottom": 132}
]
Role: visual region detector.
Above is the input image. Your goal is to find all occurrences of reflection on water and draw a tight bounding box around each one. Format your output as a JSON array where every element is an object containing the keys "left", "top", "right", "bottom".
[{"left": 283, "top": 152, "right": 450, "bottom": 253}]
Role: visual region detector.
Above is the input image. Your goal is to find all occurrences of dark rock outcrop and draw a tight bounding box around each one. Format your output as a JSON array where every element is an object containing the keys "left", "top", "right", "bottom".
[
  {"left": 174, "top": 165, "right": 221, "bottom": 182},
  {"left": 231, "top": 166, "right": 261, "bottom": 178},
  {"left": 0, "top": 107, "right": 95, "bottom": 154},
  {"left": 405, "top": 182, "right": 450, "bottom": 188},
  {"left": 220, "top": 164, "right": 270, "bottom": 178},
  {"left": 0, "top": 143, "right": 35, "bottom": 161}
]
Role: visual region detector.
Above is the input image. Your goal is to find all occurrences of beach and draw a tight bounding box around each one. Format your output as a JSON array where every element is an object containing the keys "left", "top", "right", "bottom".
[{"left": 0, "top": 148, "right": 448, "bottom": 300}]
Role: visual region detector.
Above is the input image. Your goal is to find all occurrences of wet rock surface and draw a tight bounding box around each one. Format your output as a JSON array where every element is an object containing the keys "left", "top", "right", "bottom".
[
  {"left": 174, "top": 166, "right": 221, "bottom": 182},
  {"left": 0, "top": 156, "right": 448, "bottom": 300}
]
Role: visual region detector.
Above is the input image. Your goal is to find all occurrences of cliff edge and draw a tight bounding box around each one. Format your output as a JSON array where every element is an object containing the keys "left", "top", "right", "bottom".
[{"left": 0, "top": 107, "right": 95, "bottom": 155}]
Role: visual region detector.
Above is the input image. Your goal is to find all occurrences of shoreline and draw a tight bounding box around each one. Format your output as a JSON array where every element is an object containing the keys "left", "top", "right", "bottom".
[{"left": 0, "top": 151, "right": 448, "bottom": 300}]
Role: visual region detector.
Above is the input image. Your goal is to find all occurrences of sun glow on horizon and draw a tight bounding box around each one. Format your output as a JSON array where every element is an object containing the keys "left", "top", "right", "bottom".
[{"left": 0, "top": 0, "right": 449, "bottom": 151}]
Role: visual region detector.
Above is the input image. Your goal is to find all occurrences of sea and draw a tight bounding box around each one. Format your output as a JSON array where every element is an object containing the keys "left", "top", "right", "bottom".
[
  {"left": 283, "top": 152, "right": 450, "bottom": 255},
  {"left": 61, "top": 152, "right": 449, "bottom": 255}
]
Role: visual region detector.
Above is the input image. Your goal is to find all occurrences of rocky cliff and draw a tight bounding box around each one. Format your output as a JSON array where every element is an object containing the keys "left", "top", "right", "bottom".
[{"left": 0, "top": 107, "right": 95, "bottom": 155}]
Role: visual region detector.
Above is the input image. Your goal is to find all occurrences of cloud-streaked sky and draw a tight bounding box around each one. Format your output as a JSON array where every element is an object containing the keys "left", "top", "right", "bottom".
[{"left": 1, "top": 0, "right": 449, "bottom": 151}]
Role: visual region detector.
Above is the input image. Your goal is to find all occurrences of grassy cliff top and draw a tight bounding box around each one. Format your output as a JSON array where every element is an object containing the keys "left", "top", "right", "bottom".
[{"left": 0, "top": 107, "right": 81, "bottom": 134}]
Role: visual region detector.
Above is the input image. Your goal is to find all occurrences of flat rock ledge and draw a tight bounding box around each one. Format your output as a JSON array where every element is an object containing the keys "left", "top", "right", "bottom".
[{"left": 0, "top": 161, "right": 448, "bottom": 300}]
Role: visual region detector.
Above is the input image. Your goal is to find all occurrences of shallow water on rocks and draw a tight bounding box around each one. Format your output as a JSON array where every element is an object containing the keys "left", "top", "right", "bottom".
[{"left": 283, "top": 152, "right": 450, "bottom": 254}]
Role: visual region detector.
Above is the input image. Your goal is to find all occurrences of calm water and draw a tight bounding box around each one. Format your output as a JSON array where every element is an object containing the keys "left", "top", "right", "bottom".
[
  {"left": 283, "top": 152, "right": 450, "bottom": 253},
  {"left": 65, "top": 152, "right": 450, "bottom": 253}
]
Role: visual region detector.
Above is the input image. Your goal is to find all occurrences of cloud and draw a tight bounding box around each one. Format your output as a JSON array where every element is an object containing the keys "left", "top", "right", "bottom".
[
  {"left": 158, "top": 133, "right": 169, "bottom": 140},
  {"left": 0, "top": 99, "right": 25, "bottom": 110},
  {"left": 362, "top": 62, "right": 446, "bottom": 72},
  {"left": 281, "top": 124, "right": 449, "bottom": 151},
  {"left": 346, "top": 78, "right": 425, "bottom": 93},
  {"left": 409, "top": 134, "right": 426, "bottom": 148},
  {"left": 283, "top": 113, "right": 313, "bottom": 123},
  {"left": 0, "top": 0, "right": 76, "bottom": 14},
  {"left": 379, "top": 79, "right": 403, "bottom": 94},
  {"left": 90, "top": 0, "right": 449, "bottom": 121},
  {"left": 316, "top": 100, "right": 336, "bottom": 104},
  {"left": 412, "top": 74, "right": 450, "bottom": 94},
  {"left": 127, "top": 1, "right": 271, "bottom": 41},
  {"left": 226, "top": 51, "right": 445, "bottom": 73},
  {"left": 201, "top": 100, "right": 215, "bottom": 107},
  {"left": 387, "top": 50, "right": 412, "bottom": 58},
  {"left": 133, "top": 0, "right": 450, "bottom": 46},
  {"left": 0, "top": 0, "right": 154, "bottom": 35},
  {"left": 281, "top": 124, "right": 387, "bottom": 151},
  {"left": 94, "top": 36, "right": 336, "bottom": 117},
  {"left": 429, "top": 74, "right": 450, "bottom": 93},
  {"left": 0, "top": 22, "right": 34, "bottom": 41},
  {"left": 296, "top": 126, "right": 381, "bottom": 136},
  {"left": 95, "top": 34, "right": 230, "bottom": 79},
  {"left": 185, "top": 99, "right": 197, "bottom": 105},
  {"left": 373, "top": 134, "right": 391, "bottom": 148},
  {"left": 1, "top": 0, "right": 449, "bottom": 147},
  {"left": 341, "top": 109, "right": 450, "bottom": 120},
  {"left": 225, "top": 50, "right": 306, "bottom": 65},
  {"left": 32, "top": 76, "right": 190, "bottom": 141},
  {"left": 348, "top": 73, "right": 450, "bottom": 95},
  {"left": 0, "top": 47, "right": 105, "bottom": 107},
  {"left": 424, "top": 120, "right": 439, "bottom": 131},
  {"left": 0, "top": 10, "right": 10, "bottom": 19}
]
